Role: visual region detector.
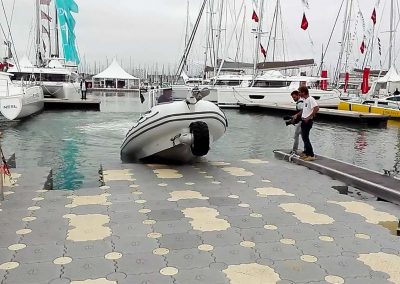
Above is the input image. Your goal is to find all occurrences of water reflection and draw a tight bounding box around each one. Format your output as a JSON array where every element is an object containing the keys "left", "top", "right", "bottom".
[{"left": 55, "top": 137, "right": 84, "bottom": 190}]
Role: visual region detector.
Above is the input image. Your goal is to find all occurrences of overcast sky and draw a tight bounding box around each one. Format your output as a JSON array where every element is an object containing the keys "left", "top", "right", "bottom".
[{"left": 2, "top": 0, "right": 398, "bottom": 75}]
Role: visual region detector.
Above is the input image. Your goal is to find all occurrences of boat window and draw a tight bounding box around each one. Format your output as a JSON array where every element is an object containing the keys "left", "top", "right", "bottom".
[
  {"left": 40, "top": 73, "right": 69, "bottom": 82},
  {"left": 186, "top": 80, "right": 201, "bottom": 84},
  {"left": 214, "top": 80, "right": 241, "bottom": 86},
  {"left": 386, "top": 96, "right": 400, "bottom": 101},
  {"left": 252, "top": 80, "right": 291, "bottom": 88}
]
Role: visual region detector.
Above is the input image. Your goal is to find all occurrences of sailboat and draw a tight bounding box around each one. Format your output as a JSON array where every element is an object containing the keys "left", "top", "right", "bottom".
[
  {"left": 0, "top": 12, "right": 44, "bottom": 120},
  {"left": 8, "top": 0, "right": 80, "bottom": 99},
  {"left": 0, "top": 71, "right": 44, "bottom": 121},
  {"left": 172, "top": 0, "right": 255, "bottom": 103},
  {"left": 215, "top": 0, "right": 341, "bottom": 108}
]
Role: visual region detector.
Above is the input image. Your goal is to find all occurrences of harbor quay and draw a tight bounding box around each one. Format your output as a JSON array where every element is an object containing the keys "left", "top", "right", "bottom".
[{"left": 0, "top": 158, "right": 400, "bottom": 284}]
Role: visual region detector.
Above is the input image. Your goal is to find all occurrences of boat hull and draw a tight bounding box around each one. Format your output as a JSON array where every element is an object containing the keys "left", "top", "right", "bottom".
[
  {"left": 121, "top": 100, "right": 227, "bottom": 163},
  {"left": 0, "top": 86, "right": 44, "bottom": 120},
  {"left": 217, "top": 87, "right": 341, "bottom": 108},
  {"left": 42, "top": 82, "right": 79, "bottom": 99}
]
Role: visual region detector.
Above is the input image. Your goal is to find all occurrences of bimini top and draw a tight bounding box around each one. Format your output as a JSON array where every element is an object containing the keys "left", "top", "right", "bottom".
[{"left": 93, "top": 59, "right": 139, "bottom": 80}]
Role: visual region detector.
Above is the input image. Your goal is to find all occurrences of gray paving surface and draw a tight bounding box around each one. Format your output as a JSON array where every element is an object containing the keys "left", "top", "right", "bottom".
[{"left": 0, "top": 161, "right": 399, "bottom": 284}]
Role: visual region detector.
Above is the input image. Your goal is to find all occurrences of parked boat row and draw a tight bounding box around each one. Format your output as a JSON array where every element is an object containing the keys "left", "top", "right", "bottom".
[{"left": 172, "top": 72, "right": 341, "bottom": 109}]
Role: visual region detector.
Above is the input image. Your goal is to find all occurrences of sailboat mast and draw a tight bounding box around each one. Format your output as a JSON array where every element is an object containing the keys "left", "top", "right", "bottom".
[
  {"left": 35, "top": 0, "right": 42, "bottom": 65},
  {"left": 334, "top": 0, "right": 350, "bottom": 86},
  {"left": 47, "top": 4, "right": 51, "bottom": 57},
  {"left": 214, "top": 0, "right": 225, "bottom": 78},
  {"left": 203, "top": 1, "right": 212, "bottom": 78},
  {"left": 389, "top": 0, "right": 394, "bottom": 68},
  {"left": 343, "top": 0, "right": 353, "bottom": 73},
  {"left": 272, "top": 0, "right": 279, "bottom": 61},
  {"left": 54, "top": 1, "right": 60, "bottom": 57},
  {"left": 253, "top": 0, "right": 265, "bottom": 78},
  {"left": 185, "top": 0, "right": 190, "bottom": 47},
  {"left": 183, "top": 0, "right": 190, "bottom": 72},
  {"left": 175, "top": 0, "right": 208, "bottom": 81}
]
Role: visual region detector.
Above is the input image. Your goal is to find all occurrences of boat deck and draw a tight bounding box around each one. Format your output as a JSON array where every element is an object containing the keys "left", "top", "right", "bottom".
[
  {"left": 238, "top": 102, "right": 389, "bottom": 126},
  {"left": 274, "top": 149, "right": 400, "bottom": 206},
  {"left": 1, "top": 158, "right": 400, "bottom": 283},
  {"left": 44, "top": 98, "right": 101, "bottom": 111}
]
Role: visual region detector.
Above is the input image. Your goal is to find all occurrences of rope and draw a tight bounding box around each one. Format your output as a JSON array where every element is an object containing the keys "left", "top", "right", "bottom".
[
  {"left": 319, "top": 0, "right": 345, "bottom": 75},
  {"left": 231, "top": 87, "right": 254, "bottom": 103}
]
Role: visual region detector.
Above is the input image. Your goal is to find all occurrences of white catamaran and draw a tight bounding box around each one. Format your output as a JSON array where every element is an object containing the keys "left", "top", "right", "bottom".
[{"left": 8, "top": 0, "right": 80, "bottom": 99}]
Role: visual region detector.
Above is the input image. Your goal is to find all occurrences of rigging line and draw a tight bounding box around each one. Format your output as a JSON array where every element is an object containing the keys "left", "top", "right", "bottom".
[
  {"left": 9, "top": 0, "right": 15, "bottom": 30},
  {"left": 391, "top": 0, "right": 400, "bottom": 64},
  {"left": 240, "top": 5, "right": 246, "bottom": 63},
  {"left": 266, "top": 0, "right": 278, "bottom": 59},
  {"left": 26, "top": 16, "right": 35, "bottom": 56},
  {"left": 0, "top": 0, "right": 20, "bottom": 72},
  {"left": 234, "top": 6, "right": 246, "bottom": 63},
  {"left": 318, "top": 0, "right": 345, "bottom": 75},
  {"left": 278, "top": 2, "right": 287, "bottom": 62}
]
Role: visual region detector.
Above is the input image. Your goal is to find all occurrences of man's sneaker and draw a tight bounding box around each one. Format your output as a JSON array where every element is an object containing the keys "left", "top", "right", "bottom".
[
  {"left": 299, "top": 152, "right": 307, "bottom": 158},
  {"left": 302, "top": 156, "right": 316, "bottom": 161}
]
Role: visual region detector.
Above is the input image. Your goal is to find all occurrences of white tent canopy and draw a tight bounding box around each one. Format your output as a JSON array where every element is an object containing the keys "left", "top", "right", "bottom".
[
  {"left": 93, "top": 59, "right": 138, "bottom": 80},
  {"left": 376, "top": 66, "right": 400, "bottom": 83}
]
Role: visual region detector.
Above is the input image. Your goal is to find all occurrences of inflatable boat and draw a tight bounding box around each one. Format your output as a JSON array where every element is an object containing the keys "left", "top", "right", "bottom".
[{"left": 121, "top": 88, "right": 227, "bottom": 163}]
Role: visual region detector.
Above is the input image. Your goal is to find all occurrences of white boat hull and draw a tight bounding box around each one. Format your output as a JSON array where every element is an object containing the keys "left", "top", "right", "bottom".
[
  {"left": 42, "top": 82, "right": 79, "bottom": 99},
  {"left": 121, "top": 100, "right": 227, "bottom": 163},
  {"left": 217, "top": 87, "right": 341, "bottom": 108},
  {"left": 0, "top": 86, "right": 44, "bottom": 120}
]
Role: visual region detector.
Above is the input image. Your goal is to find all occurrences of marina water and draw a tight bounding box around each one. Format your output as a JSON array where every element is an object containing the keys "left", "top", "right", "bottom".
[{"left": 0, "top": 91, "right": 399, "bottom": 190}]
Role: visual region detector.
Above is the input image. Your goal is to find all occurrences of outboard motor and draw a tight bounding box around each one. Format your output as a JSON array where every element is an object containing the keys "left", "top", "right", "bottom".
[{"left": 186, "top": 87, "right": 210, "bottom": 104}]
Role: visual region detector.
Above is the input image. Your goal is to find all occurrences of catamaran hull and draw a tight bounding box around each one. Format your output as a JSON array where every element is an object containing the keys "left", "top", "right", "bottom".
[
  {"left": 42, "top": 82, "right": 79, "bottom": 99},
  {"left": 217, "top": 87, "right": 341, "bottom": 108},
  {"left": 0, "top": 86, "right": 44, "bottom": 120},
  {"left": 121, "top": 100, "right": 227, "bottom": 163}
]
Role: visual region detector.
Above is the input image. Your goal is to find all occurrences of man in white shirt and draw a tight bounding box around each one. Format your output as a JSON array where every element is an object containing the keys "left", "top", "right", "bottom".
[
  {"left": 289, "top": 90, "right": 304, "bottom": 153},
  {"left": 80, "top": 77, "right": 87, "bottom": 100},
  {"left": 298, "top": 86, "right": 319, "bottom": 161}
]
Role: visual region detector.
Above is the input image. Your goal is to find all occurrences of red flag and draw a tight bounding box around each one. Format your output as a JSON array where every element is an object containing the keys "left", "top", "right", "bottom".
[
  {"left": 0, "top": 162, "right": 10, "bottom": 176},
  {"left": 252, "top": 10, "right": 259, "bottom": 22},
  {"left": 41, "top": 11, "right": 52, "bottom": 22},
  {"left": 360, "top": 40, "right": 365, "bottom": 54},
  {"left": 344, "top": 72, "right": 350, "bottom": 93},
  {"left": 361, "top": 68, "right": 370, "bottom": 94},
  {"left": 320, "top": 70, "right": 328, "bottom": 90},
  {"left": 40, "top": 0, "right": 51, "bottom": 5},
  {"left": 260, "top": 44, "right": 266, "bottom": 58},
  {"left": 301, "top": 13, "right": 308, "bottom": 30},
  {"left": 371, "top": 8, "right": 377, "bottom": 25}
]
